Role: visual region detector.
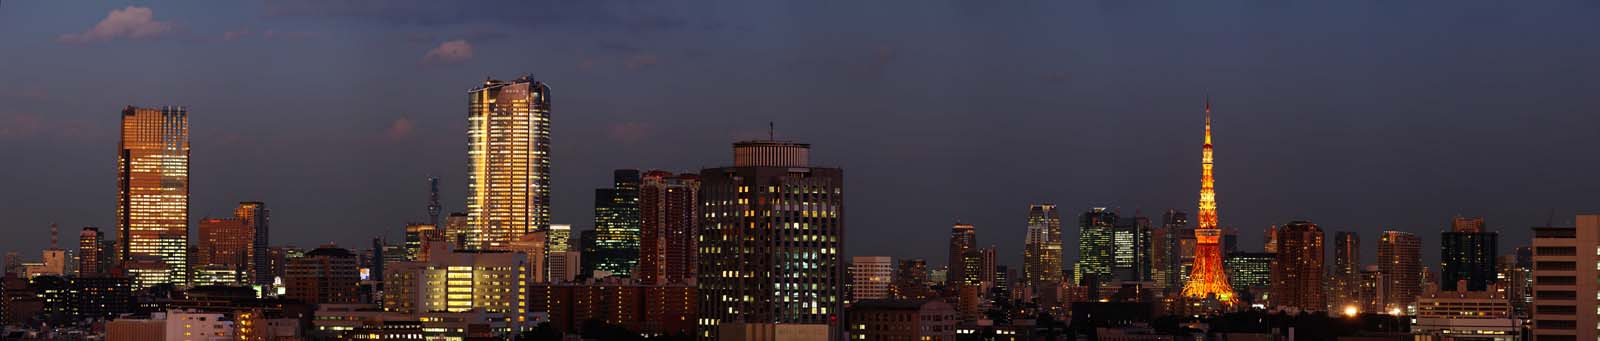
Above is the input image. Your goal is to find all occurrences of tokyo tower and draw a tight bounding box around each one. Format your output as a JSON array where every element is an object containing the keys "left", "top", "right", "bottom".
[{"left": 1180, "top": 98, "right": 1238, "bottom": 304}]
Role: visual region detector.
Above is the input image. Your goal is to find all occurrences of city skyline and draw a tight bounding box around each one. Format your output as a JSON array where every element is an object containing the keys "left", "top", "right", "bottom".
[{"left": 5, "top": 2, "right": 1600, "bottom": 271}]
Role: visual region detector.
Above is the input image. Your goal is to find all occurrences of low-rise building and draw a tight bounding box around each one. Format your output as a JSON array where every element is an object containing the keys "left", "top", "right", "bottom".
[
  {"left": 847, "top": 299, "right": 958, "bottom": 341},
  {"left": 527, "top": 279, "right": 696, "bottom": 337},
  {"left": 1412, "top": 282, "right": 1518, "bottom": 341}
]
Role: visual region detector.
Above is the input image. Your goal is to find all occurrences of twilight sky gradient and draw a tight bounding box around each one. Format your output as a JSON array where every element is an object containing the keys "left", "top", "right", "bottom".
[{"left": 2, "top": 1, "right": 1598, "bottom": 270}]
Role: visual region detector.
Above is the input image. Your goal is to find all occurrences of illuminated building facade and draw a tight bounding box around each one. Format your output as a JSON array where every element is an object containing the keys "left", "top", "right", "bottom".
[
  {"left": 1441, "top": 216, "right": 1498, "bottom": 292},
  {"left": 404, "top": 223, "right": 441, "bottom": 261},
  {"left": 850, "top": 256, "right": 893, "bottom": 301},
  {"left": 592, "top": 169, "right": 641, "bottom": 278},
  {"left": 948, "top": 223, "right": 976, "bottom": 287},
  {"left": 1023, "top": 204, "right": 1063, "bottom": 287},
  {"left": 1154, "top": 210, "right": 1191, "bottom": 290},
  {"left": 1112, "top": 215, "right": 1151, "bottom": 282},
  {"left": 1530, "top": 216, "right": 1600, "bottom": 340},
  {"left": 639, "top": 171, "right": 700, "bottom": 285},
  {"left": 1180, "top": 99, "right": 1236, "bottom": 305},
  {"left": 1270, "top": 221, "right": 1324, "bottom": 311},
  {"left": 466, "top": 75, "right": 551, "bottom": 250},
  {"left": 383, "top": 247, "right": 532, "bottom": 319},
  {"left": 1076, "top": 208, "right": 1116, "bottom": 286},
  {"left": 118, "top": 105, "right": 190, "bottom": 287},
  {"left": 79, "top": 227, "right": 108, "bottom": 277},
  {"left": 1224, "top": 252, "right": 1273, "bottom": 305},
  {"left": 1413, "top": 283, "right": 1518, "bottom": 341},
  {"left": 1331, "top": 231, "right": 1361, "bottom": 312},
  {"left": 198, "top": 217, "right": 251, "bottom": 271},
  {"left": 1378, "top": 230, "right": 1421, "bottom": 314},
  {"left": 235, "top": 202, "right": 270, "bottom": 285},
  {"left": 696, "top": 139, "right": 843, "bottom": 339}
]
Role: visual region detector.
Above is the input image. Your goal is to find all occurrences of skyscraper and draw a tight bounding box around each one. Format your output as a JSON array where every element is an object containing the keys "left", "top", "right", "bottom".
[
  {"left": 1154, "top": 210, "right": 1191, "bottom": 290},
  {"left": 1331, "top": 231, "right": 1361, "bottom": 311},
  {"left": 118, "top": 106, "right": 190, "bottom": 287},
  {"left": 1441, "top": 216, "right": 1498, "bottom": 292},
  {"left": 639, "top": 171, "right": 700, "bottom": 285},
  {"left": 1531, "top": 216, "right": 1599, "bottom": 340},
  {"left": 466, "top": 75, "right": 551, "bottom": 250},
  {"left": 1224, "top": 252, "right": 1274, "bottom": 305},
  {"left": 1023, "top": 204, "right": 1063, "bottom": 287},
  {"left": 427, "top": 176, "right": 442, "bottom": 228},
  {"left": 894, "top": 258, "right": 931, "bottom": 299},
  {"left": 1270, "top": 221, "right": 1324, "bottom": 311},
  {"left": 1113, "top": 214, "right": 1151, "bottom": 282},
  {"left": 1378, "top": 230, "right": 1422, "bottom": 314},
  {"left": 1181, "top": 99, "right": 1236, "bottom": 304},
  {"left": 850, "top": 256, "right": 893, "bottom": 301},
  {"left": 79, "top": 227, "right": 107, "bottom": 277},
  {"left": 593, "top": 169, "right": 642, "bottom": 277},
  {"left": 696, "top": 138, "right": 843, "bottom": 339},
  {"left": 948, "top": 223, "right": 976, "bottom": 286},
  {"left": 197, "top": 217, "right": 251, "bottom": 270},
  {"left": 1076, "top": 207, "right": 1117, "bottom": 286},
  {"left": 235, "top": 202, "right": 270, "bottom": 285},
  {"left": 548, "top": 224, "right": 578, "bottom": 281}
]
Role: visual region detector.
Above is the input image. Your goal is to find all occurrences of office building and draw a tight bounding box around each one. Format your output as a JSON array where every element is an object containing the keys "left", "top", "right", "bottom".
[
  {"left": 198, "top": 217, "right": 251, "bottom": 271},
  {"left": 1499, "top": 247, "right": 1532, "bottom": 318},
  {"left": 1154, "top": 210, "right": 1191, "bottom": 290},
  {"left": 1413, "top": 283, "right": 1518, "bottom": 341},
  {"left": 1077, "top": 207, "right": 1117, "bottom": 286},
  {"left": 1531, "top": 216, "right": 1600, "bottom": 340},
  {"left": 1441, "top": 216, "right": 1498, "bottom": 292},
  {"left": 118, "top": 105, "right": 190, "bottom": 287},
  {"left": 894, "top": 258, "right": 931, "bottom": 299},
  {"left": 847, "top": 299, "right": 958, "bottom": 340},
  {"left": 1378, "top": 231, "right": 1422, "bottom": 315},
  {"left": 465, "top": 75, "right": 552, "bottom": 250},
  {"left": 1224, "top": 252, "right": 1274, "bottom": 305},
  {"left": 1113, "top": 215, "right": 1151, "bottom": 282},
  {"left": 285, "top": 245, "right": 360, "bottom": 304},
  {"left": 639, "top": 170, "right": 700, "bottom": 285},
  {"left": 235, "top": 202, "right": 270, "bottom": 286},
  {"left": 1331, "top": 231, "right": 1360, "bottom": 312},
  {"left": 948, "top": 222, "right": 976, "bottom": 287},
  {"left": 1270, "top": 221, "right": 1324, "bottom": 311},
  {"left": 79, "top": 227, "right": 107, "bottom": 277},
  {"left": 404, "top": 223, "right": 441, "bottom": 261},
  {"left": 592, "top": 169, "right": 641, "bottom": 277},
  {"left": 1023, "top": 204, "right": 1063, "bottom": 287},
  {"left": 851, "top": 256, "right": 893, "bottom": 301},
  {"left": 696, "top": 138, "right": 844, "bottom": 339},
  {"left": 383, "top": 247, "right": 533, "bottom": 319}
]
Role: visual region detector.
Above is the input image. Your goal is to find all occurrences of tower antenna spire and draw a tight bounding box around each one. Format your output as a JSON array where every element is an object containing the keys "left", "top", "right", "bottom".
[{"left": 768, "top": 121, "right": 775, "bottom": 140}]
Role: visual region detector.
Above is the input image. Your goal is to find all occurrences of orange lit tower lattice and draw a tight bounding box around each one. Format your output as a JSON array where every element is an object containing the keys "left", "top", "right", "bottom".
[{"left": 1180, "top": 98, "right": 1237, "bottom": 304}]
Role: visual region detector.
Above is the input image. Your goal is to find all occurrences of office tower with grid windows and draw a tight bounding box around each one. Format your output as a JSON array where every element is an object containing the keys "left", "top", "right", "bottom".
[
  {"left": 466, "top": 75, "right": 551, "bottom": 250},
  {"left": 118, "top": 106, "right": 190, "bottom": 287}
]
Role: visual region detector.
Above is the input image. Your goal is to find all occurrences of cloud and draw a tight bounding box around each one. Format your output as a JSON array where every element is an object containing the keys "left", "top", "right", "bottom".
[
  {"left": 223, "top": 30, "right": 251, "bottom": 41},
  {"left": 423, "top": 40, "right": 473, "bottom": 64},
  {"left": 623, "top": 54, "right": 660, "bottom": 70},
  {"left": 58, "top": 6, "right": 174, "bottom": 44},
  {"left": 607, "top": 122, "right": 656, "bottom": 144},
  {"left": 0, "top": 113, "right": 44, "bottom": 139},
  {"left": 386, "top": 118, "right": 415, "bottom": 140}
]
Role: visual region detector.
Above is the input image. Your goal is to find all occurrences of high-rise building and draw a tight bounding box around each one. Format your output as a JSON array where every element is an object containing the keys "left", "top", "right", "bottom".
[
  {"left": 117, "top": 106, "right": 190, "bottom": 287},
  {"left": 1023, "top": 204, "right": 1063, "bottom": 288},
  {"left": 1360, "top": 264, "right": 1383, "bottom": 313},
  {"left": 465, "top": 75, "right": 551, "bottom": 250},
  {"left": 1270, "top": 221, "right": 1324, "bottom": 311},
  {"left": 404, "top": 223, "right": 441, "bottom": 261},
  {"left": 427, "top": 176, "right": 442, "bottom": 228},
  {"left": 79, "top": 227, "right": 107, "bottom": 277},
  {"left": 1181, "top": 99, "right": 1236, "bottom": 305},
  {"left": 235, "top": 202, "right": 270, "bottom": 286},
  {"left": 639, "top": 170, "right": 700, "bottom": 285},
  {"left": 1076, "top": 208, "right": 1117, "bottom": 286},
  {"left": 285, "top": 245, "right": 360, "bottom": 304},
  {"left": 579, "top": 229, "right": 599, "bottom": 279},
  {"left": 1331, "top": 231, "right": 1360, "bottom": 312},
  {"left": 1154, "top": 210, "right": 1191, "bottom": 290},
  {"left": 696, "top": 138, "right": 843, "bottom": 339},
  {"left": 1263, "top": 225, "right": 1279, "bottom": 254},
  {"left": 948, "top": 222, "right": 976, "bottom": 287},
  {"left": 1224, "top": 252, "right": 1274, "bottom": 305},
  {"left": 894, "top": 259, "right": 931, "bottom": 299},
  {"left": 1377, "top": 230, "right": 1422, "bottom": 315},
  {"left": 593, "top": 169, "right": 642, "bottom": 278},
  {"left": 1530, "top": 216, "right": 1600, "bottom": 340},
  {"left": 547, "top": 224, "right": 577, "bottom": 281},
  {"left": 1441, "top": 216, "right": 1498, "bottom": 292},
  {"left": 1500, "top": 246, "right": 1532, "bottom": 318},
  {"left": 851, "top": 256, "right": 893, "bottom": 301},
  {"left": 197, "top": 217, "right": 251, "bottom": 271},
  {"left": 1113, "top": 214, "right": 1151, "bottom": 282},
  {"left": 444, "top": 212, "right": 469, "bottom": 250}
]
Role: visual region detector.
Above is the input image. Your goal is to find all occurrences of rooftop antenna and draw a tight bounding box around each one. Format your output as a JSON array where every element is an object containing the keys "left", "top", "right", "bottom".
[
  {"left": 768, "top": 121, "right": 775, "bottom": 140},
  {"left": 50, "top": 223, "right": 58, "bottom": 249}
]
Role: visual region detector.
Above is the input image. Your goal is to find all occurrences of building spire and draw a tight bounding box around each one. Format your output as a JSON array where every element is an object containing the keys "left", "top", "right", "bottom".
[{"left": 1204, "top": 96, "right": 1212, "bottom": 146}]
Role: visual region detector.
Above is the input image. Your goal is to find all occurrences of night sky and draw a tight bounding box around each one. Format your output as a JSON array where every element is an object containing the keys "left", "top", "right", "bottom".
[{"left": 3, "top": 1, "right": 1598, "bottom": 270}]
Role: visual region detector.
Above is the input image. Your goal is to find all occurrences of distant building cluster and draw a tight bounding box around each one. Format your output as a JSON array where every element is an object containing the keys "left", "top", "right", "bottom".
[{"left": 1, "top": 82, "right": 1584, "bottom": 341}]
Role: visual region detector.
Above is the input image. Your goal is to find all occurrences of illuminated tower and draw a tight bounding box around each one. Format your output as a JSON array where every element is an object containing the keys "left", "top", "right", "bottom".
[
  {"left": 1180, "top": 98, "right": 1237, "bottom": 304},
  {"left": 118, "top": 105, "right": 190, "bottom": 287},
  {"left": 466, "top": 75, "right": 551, "bottom": 251}
]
